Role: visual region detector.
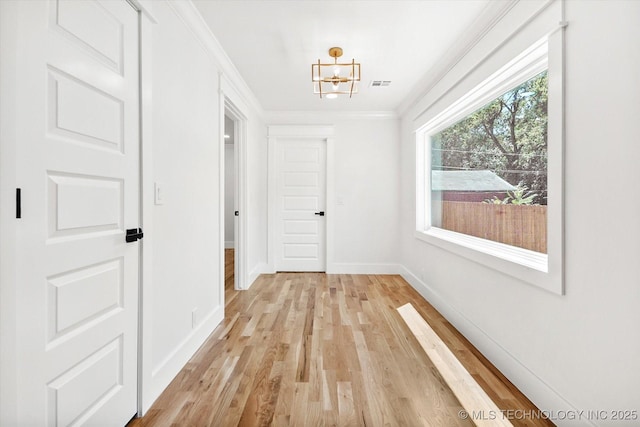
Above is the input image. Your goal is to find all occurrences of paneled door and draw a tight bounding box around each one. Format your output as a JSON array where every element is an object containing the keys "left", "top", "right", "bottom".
[
  {"left": 275, "top": 139, "right": 327, "bottom": 271},
  {"left": 14, "top": 0, "right": 140, "bottom": 425}
]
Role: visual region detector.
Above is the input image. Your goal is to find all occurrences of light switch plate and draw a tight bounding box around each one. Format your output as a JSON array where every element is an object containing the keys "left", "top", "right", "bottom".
[{"left": 154, "top": 182, "right": 164, "bottom": 205}]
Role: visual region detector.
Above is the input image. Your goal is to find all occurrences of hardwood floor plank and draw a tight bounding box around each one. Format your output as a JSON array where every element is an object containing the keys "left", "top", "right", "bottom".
[
  {"left": 129, "top": 258, "right": 553, "bottom": 426},
  {"left": 289, "top": 382, "right": 309, "bottom": 426},
  {"left": 337, "top": 381, "right": 357, "bottom": 426},
  {"left": 398, "top": 303, "right": 513, "bottom": 427}
]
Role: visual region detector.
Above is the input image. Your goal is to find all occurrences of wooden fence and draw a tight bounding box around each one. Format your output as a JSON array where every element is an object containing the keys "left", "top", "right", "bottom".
[{"left": 440, "top": 201, "right": 547, "bottom": 253}]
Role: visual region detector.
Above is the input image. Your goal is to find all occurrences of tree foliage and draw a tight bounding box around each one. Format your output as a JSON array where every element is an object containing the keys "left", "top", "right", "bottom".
[
  {"left": 432, "top": 71, "right": 548, "bottom": 205},
  {"left": 484, "top": 184, "right": 539, "bottom": 205}
]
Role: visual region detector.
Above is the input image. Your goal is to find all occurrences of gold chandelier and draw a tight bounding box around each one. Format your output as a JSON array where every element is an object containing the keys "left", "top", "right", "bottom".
[{"left": 312, "top": 47, "right": 361, "bottom": 99}]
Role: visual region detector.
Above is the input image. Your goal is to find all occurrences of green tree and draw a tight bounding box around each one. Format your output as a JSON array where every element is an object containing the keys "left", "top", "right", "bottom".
[
  {"left": 484, "top": 184, "right": 539, "bottom": 205},
  {"left": 432, "top": 71, "right": 548, "bottom": 204}
]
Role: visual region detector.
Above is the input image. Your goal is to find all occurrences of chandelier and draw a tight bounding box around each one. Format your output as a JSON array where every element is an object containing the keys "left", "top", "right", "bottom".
[{"left": 312, "top": 47, "right": 361, "bottom": 99}]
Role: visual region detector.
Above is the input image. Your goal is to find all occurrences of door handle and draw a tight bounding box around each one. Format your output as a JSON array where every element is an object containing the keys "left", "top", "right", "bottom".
[
  {"left": 314, "top": 211, "right": 325, "bottom": 216},
  {"left": 234, "top": 211, "right": 239, "bottom": 216},
  {"left": 126, "top": 228, "right": 144, "bottom": 242}
]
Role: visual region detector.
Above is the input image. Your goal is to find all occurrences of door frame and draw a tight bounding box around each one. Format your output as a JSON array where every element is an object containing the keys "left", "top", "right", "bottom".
[
  {"left": 267, "top": 125, "right": 335, "bottom": 273},
  {"left": 223, "top": 101, "right": 247, "bottom": 290},
  {"left": 132, "top": 0, "right": 157, "bottom": 416},
  {"left": 219, "top": 79, "right": 249, "bottom": 290}
]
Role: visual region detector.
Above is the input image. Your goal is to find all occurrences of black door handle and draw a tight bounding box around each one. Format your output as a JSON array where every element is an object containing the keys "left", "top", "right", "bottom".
[
  {"left": 234, "top": 211, "right": 239, "bottom": 216},
  {"left": 126, "top": 228, "right": 144, "bottom": 242},
  {"left": 314, "top": 211, "right": 325, "bottom": 216}
]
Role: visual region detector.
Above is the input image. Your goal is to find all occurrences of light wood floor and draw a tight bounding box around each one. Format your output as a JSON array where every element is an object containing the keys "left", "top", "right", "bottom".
[{"left": 129, "top": 249, "right": 552, "bottom": 426}]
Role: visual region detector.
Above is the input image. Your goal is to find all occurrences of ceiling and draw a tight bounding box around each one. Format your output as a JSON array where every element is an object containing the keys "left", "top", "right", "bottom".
[{"left": 192, "top": 0, "right": 496, "bottom": 113}]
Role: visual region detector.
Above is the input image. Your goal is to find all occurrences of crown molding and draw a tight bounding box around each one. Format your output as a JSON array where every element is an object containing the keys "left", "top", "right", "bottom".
[
  {"left": 165, "top": 0, "right": 264, "bottom": 119},
  {"left": 264, "top": 110, "right": 398, "bottom": 124},
  {"left": 396, "top": 0, "right": 520, "bottom": 117}
]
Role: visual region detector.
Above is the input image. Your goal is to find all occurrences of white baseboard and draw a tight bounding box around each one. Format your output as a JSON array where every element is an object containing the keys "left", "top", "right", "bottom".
[
  {"left": 260, "top": 263, "right": 402, "bottom": 276},
  {"left": 249, "top": 263, "right": 402, "bottom": 284},
  {"left": 224, "top": 241, "right": 234, "bottom": 249},
  {"left": 247, "top": 262, "right": 268, "bottom": 289},
  {"left": 327, "top": 263, "right": 403, "bottom": 275},
  {"left": 144, "top": 304, "right": 224, "bottom": 414},
  {"left": 399, "top": 266, "right": 591, "bottom": 427}
]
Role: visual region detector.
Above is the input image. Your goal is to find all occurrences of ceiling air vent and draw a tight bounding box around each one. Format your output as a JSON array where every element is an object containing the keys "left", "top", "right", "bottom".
[{"left": 370, "top": 80, "right": 391, "bottom": 88}]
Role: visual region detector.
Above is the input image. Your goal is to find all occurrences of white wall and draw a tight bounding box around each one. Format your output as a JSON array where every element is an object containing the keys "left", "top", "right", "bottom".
[
  {"left": 246, "top": 114, "right": 268, "bottom": 281},
  {"left": 144, "top": 0, "right": 224, "bottom": 409},
  {"left": 266, "top": 113, "right": 400, "bottom": 273},
  {"left": 399, "top": 1, "right": 640, "bottom": 424},
  {"left": 140, "top": 0, "right": 269, "bottom": 408},
  {"left": 332, "top": 119, "right": 400, "bottom": 270}
]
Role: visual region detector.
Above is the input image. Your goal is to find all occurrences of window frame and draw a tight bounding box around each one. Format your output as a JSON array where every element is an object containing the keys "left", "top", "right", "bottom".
[{"left": 415, "top": 35, "right": 564, "bottom": 294}]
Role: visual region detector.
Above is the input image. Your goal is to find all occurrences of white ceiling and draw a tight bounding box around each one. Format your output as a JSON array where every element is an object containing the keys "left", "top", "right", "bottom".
[{"left": 192, "top": 0, "right": 496, "bottom": 112}]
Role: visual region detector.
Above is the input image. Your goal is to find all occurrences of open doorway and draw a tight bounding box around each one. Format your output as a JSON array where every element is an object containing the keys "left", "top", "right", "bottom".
[
  {"left": 223, "top": 114, "right": 236, "bottom": 291},
  {"left": 223, "top": 100, "right": 246, "bottom": 291}
]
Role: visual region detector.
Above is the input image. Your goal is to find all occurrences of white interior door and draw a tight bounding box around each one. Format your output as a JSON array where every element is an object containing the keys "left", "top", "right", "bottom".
[
  {"left": 275, "top": 139, "right": 327, "bottom": 272},
  {"left": 14, "top": 0, "right": 140, "bottom": 425}
]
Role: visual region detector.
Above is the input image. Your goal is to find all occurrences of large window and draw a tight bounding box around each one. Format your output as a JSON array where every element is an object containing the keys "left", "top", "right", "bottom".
[
  {"left": 431, "top": 70, "right": 548, "bottom": 254},
  {"left": 415, "top": 37, "right": 564, "bottom": 294}
]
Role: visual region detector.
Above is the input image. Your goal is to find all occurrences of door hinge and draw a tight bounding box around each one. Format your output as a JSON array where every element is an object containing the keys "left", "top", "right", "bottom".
[{"left": 16, "top": 188, "right": 21, "bottom": 219}]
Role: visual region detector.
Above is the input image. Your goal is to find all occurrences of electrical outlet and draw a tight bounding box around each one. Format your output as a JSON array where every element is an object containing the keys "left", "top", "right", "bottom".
[{"left": 192, "top": 308, "right": 198, "bottom": 329}]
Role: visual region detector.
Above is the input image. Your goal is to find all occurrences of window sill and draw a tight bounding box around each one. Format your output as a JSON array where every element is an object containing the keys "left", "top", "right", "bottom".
[{"left": 415, "top": 227, "right": 562, "bottom": 294}]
